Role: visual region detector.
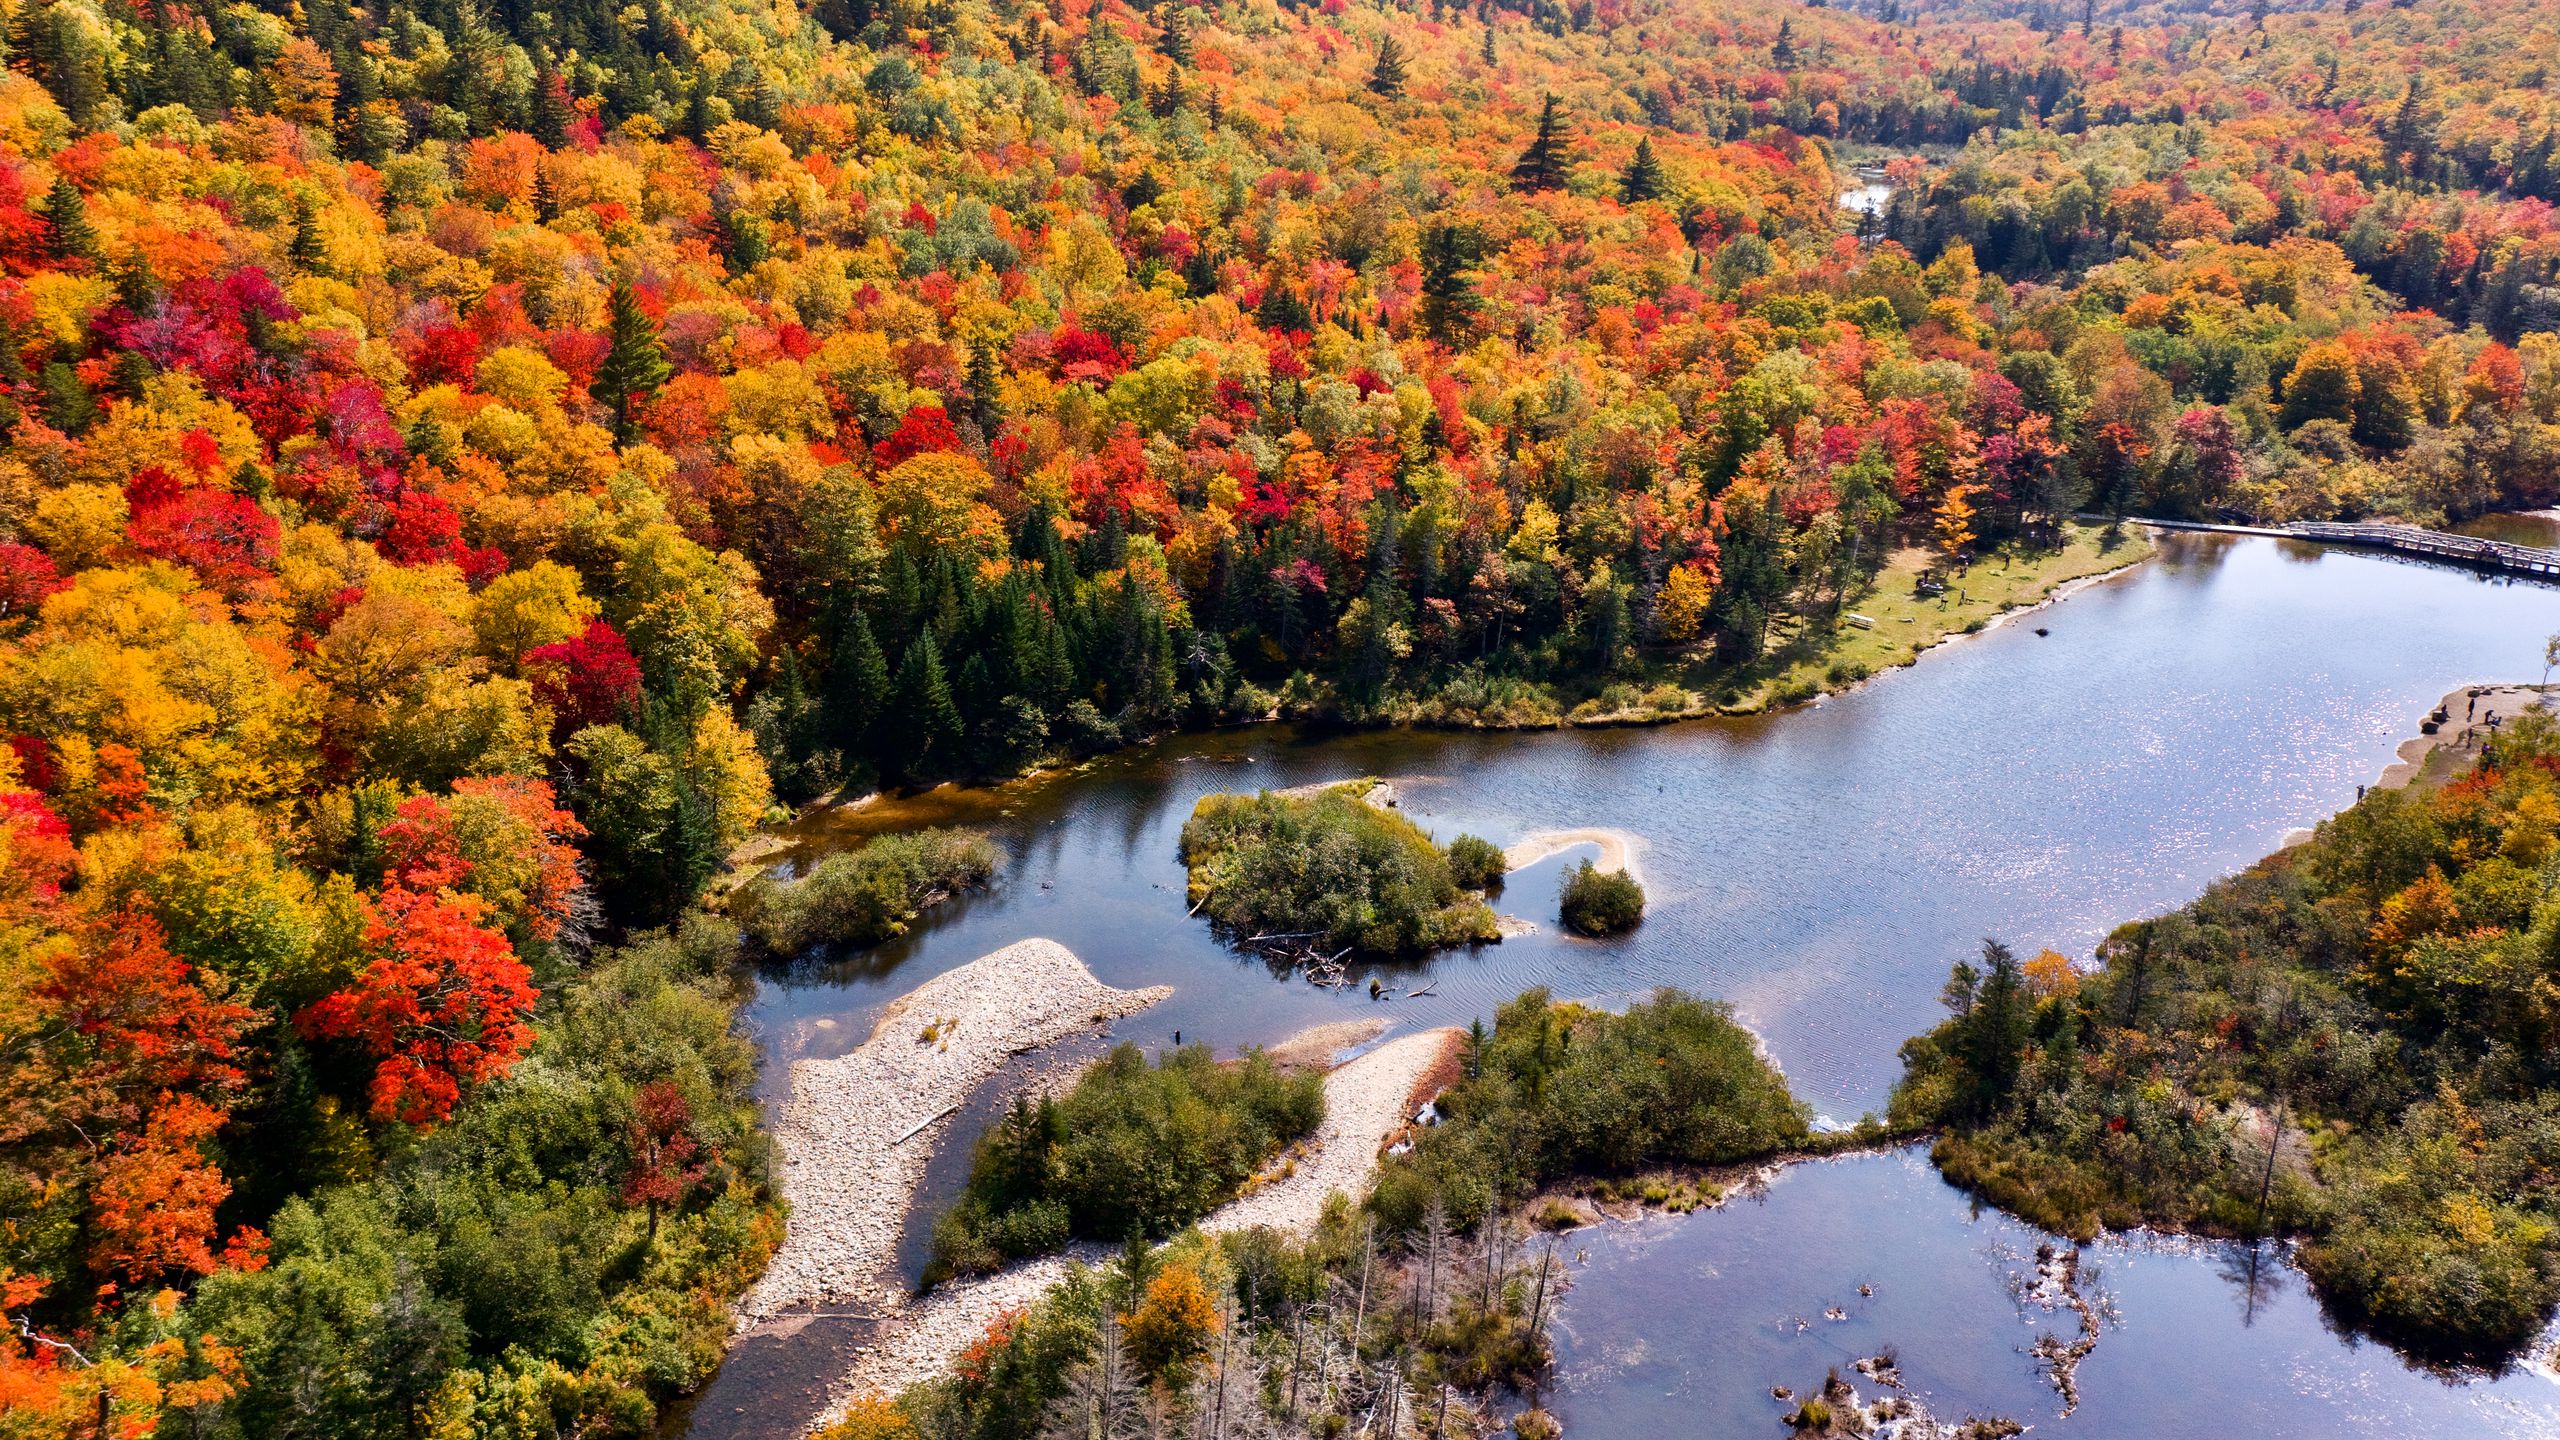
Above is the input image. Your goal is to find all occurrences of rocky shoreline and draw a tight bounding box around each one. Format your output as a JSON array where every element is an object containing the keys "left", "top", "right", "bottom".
[{"left": 737, "top": 939, "right": 1171, "bottom": 1326}]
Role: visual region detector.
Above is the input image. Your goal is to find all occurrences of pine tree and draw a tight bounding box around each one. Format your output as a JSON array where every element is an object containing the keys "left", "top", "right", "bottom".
[
  {"left": 595, "top": 275, "right": 672, "bottom": 443},
  {"left": 289, "top": 194, "right": 327, "bottom": 273},
  {"left": 1368, "top": 34, "right": 1408, "bottom": 98},
  {"left": 1771, "top": 17, "right": 1797, "bottom": 67},
  {"left": 890, "top": 633, "right": 965, "bottom": 781},
  {"left": 42, "top": 172, "right": 94, "bottom": 265},
  {"left": 1511, "top": 93, "right": 1570, "bottom": 192},
  {"left": 1480, "top": 23, "right": 1496, "bottom": 66},
  {"left": 1154, "top": 6, "right": 1192, "bottom": 65},
  {"left": 826, "top": 608, "right": 893, "bottom": 766},
  {"left": 1418, "top": 224, "right": 1479, "bottom": 344},
  {"left": 1618, "top": 135, "right": 1668, "bottom": 203}
]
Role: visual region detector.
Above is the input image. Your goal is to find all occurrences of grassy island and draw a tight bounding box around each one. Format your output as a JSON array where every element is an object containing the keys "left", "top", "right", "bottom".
[
  {"left": 731, "top": 828, "right": 999, "bottom": 954},
  {"left": 1179, "top": 783, "right": 1501, "bottom": 955},
  {"left": 1895, "top": 710, "right": 2560, "bottom": 1362}
]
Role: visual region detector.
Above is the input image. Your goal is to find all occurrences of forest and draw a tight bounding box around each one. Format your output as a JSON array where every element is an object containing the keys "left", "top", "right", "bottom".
[{"left": 8, "top": 0, "right": 2560, "bottom": 1427}]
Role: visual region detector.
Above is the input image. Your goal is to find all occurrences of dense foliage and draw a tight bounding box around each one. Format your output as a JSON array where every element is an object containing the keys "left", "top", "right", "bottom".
[
  {"left": 1556, "top": 856, "right": 1642, "bottom": 933},
  {"left": 732, "top": 825, "right": 999, "bottom": 952},
  {"left": 929, "top": 1040, "right": 1324, "bottom": 1280},
  {"left": 1895, "top": 712, "right": 2560, "bottom": 1361},
  {"left": 1180, "top": 783, "right": 1500, "bottom": 953},
  {"left": 10, "top": 0, "right": 2560, "bottom": 1414},
  {"left": 1370, "top": 987, "right": 1813, "bottom": 1229}
]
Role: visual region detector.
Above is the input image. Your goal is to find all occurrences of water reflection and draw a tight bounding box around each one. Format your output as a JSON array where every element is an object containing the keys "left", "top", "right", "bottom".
[{"left": 1550, "top": 1151, "right": 2560, "bottom": 1440}]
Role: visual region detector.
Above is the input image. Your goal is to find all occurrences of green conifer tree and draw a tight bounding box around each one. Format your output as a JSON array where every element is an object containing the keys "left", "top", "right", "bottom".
[
  {"left": 42, "top": 172, "right": 94, "bottom": 265},
  {"left": 1511, "top": 93, "right": 1571, "bottom": 191},
  {"left": 1368, "top": 34, "right": 1408, "bottom": 98},
  {"left": 1618, "top": 135, "right": 1668, "bottom": 203},
  {"left": 595, "top": 274, "right": 672, "bottom": 443}
]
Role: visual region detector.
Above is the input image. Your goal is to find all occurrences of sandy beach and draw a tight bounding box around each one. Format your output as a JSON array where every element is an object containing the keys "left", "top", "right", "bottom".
[
  {"left": 1504, "top": 826, "right": 1641, "bottom": 878},
  {"left": 737, "top": 939, "right": 1171, "bottom": 1325},
  {"left": 2376, "top": 682, "right": 2552, "bottom": 791},
  {"left": 821, "top": 1023, "right": 1463, "bottom": 1414}
]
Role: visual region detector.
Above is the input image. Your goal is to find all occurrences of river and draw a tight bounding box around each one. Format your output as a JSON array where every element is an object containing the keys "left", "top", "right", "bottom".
[{"left": 687, "top": 532, "right": 2560, "bottom": 1438}]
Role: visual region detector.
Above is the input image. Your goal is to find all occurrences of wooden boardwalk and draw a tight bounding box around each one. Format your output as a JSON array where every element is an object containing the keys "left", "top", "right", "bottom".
[
  {"left": 2282, "top": 521, "right": 2560, "bottom": 581},
  {"left": 2125, "top": 516, "right": 2560, "bottom": 583}
]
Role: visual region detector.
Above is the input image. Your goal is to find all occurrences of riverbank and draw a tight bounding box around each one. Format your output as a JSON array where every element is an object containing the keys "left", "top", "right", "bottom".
[{"left": 737, "top": 939, "right": 1171, "bottom": 1324}]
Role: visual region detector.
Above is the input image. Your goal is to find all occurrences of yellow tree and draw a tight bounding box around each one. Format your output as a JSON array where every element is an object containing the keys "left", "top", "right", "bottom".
[{"left": 1932, "top": 482, "right": 1983, "bottom": 561}]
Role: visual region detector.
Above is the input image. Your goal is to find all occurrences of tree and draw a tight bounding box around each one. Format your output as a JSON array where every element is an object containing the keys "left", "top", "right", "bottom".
[
  {"left": 1618, "top": 135, "right": 1668, "bottom": 203},
  {"left": 620, "top": 1080, "right": 709, "bottom": 1243},
  {"left": 40, "top": 172, "right": 93, "bottom": 264},
  {"left": 2280, "top": 342, "right": 2361, "bottom": 430},
  {"left": 889, "top": 633, "right": 965, "bottom": 781},
  {"left": 595, "top": 276, "right": 672, "bottom": 444},
  {"left": 1368, "top": 34, "right": 1408, "bottom": 98},
  {"left": 1122, "top": 1263, "right": 1220, "bottom": 1379},
  {"left": 1953, "top": 938, "right": 2030, "bottom": 1120},
  {"left": 297, "top": 887, "right": 537, "bottom": 1127},
  {"left": 1933, "top": 481, "right": 1983, "bottom": 560},
  {"left": 1771, "top": 17, "right": 1798, "bottom": 66},
  {"left": 1418, "top": 224, "right": 1480, "bottom": 345},
  {"left": 1511, "top": 94, "right": 1571, "bottom": 192}
]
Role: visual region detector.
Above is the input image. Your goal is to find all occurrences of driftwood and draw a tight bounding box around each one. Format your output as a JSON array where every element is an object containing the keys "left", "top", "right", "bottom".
[{"left": 893, "top": 1103, "right": 961, "bottom": 1146}]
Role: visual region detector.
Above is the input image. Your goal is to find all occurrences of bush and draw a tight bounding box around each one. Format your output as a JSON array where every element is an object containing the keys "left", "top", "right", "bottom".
[
  {"left": 1558, "top": 860, "right": 1643, "bottom": 935},
  {"left": 929, "top": 1042, "right": 1324, "bottom": 1280},
  {"left": 733, "top": 828, "right": 998, "bottom": 952},
  {"left": 1370, "top": 988, "right": 1808, "bottom": 1231},
  {"left": 1179, "top": 784, "right": 1498, "bottom": 954},
  {"left": 1445, "top": 833, "right": 1508, "bottom": 892}
]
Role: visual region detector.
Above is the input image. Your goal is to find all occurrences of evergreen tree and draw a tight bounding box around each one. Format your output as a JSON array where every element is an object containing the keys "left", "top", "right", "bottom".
[
  {"left": 595, "top": 275, "right": 672, "bottom": 443},
  {"left": 889, "top": 633, "right": 966, "bottom": 781},
  {"left": 1368, "top": 34, "right": 1408, "bottom": 98},
  {"left": 1480, "top": 23, "right": 1496, "bottom": 66},
  {"left": 42, "top": 172, "right": 94, "bottom": 265},
  {"left": 289, "top": 193, "right": 327, "bottom": 272},
  {"left": 1511, "top": 93, "right": 1571, "bottom": 191},
  {"left": 1771, "top": 17, "right": 1797, "bottom": 67},
  {"left": 826, "top": 607, "right": 894, "bottom": 766},
  {"left": 1618, "top": 135, "right": 1668, "bottom": 203},
  {"left": 1418, "top": 223, "right": 1480, "bottom": 344},
  {"left": 1154, "top": 6, "right": 1192, "bottom": 65}
]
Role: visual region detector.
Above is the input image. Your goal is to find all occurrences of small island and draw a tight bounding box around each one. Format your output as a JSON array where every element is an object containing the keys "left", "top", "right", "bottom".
[
  {"left": 1179, "top": 781, "right": 1503, "bottom": 957},
  {"left": 1560, "top": 858, "right": 1646, "bottom": 935}
]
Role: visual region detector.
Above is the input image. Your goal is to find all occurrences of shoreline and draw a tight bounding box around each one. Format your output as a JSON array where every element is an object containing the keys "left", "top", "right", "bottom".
[
  {"left": 736, "top": 939, "right": 1170, "bottom": 1326},
  {"left": 2280, "top": 681, "right": 2554, "bottom": 848},
  {"left": 756, "top": 530, "right": 2164, "bottom": 855}
]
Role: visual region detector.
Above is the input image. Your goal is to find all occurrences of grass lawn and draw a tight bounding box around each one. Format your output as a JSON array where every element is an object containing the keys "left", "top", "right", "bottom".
[{"left": 1700, "top": 521, "right": 2155, "bottom": 714}]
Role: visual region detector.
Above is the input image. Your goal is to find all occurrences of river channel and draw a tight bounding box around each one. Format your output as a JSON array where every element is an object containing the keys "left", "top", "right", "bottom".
[{"left": 690, "top": 532, "right": 2560, "bottom": 1437}]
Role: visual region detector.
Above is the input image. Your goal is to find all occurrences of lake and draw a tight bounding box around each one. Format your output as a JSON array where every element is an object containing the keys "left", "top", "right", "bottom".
[{"left": 685, "top": 533, "right": 2560, "bottom": 1438}]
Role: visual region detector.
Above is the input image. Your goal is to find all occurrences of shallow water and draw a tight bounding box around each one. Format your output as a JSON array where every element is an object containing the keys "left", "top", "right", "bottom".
[
  {"left": 2454, "top": 511, "right": 2560, "bottom": 549},
  {"left": 1552, "top": 1149, "right": 2560, "bottom": 1439},
  {"left": 687, "top": 533, "right": 2560, "bottom": 1437}
]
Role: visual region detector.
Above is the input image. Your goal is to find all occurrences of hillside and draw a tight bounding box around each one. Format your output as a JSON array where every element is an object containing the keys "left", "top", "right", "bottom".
[{"left": 6, "top": 0, "right": 2560, "bottom": 1430}]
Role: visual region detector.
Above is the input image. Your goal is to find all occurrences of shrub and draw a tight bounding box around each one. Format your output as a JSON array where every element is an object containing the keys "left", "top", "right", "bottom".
[
  {"left": 1371, "top": 988, "right": 1808, "bottom": 1231},
  {"left": 1179, "top": 784, "right": 1498, "bottom": 954},
  {"left": 1558, "top": 860, "right": 1644, "bottom": 935},
  {"left": 733, "top": 828, "right": 998, "bottom": 952},
  {"left": 1445, "top": 833, "right": 1508, "bottom": 892},
  {"left": 929, "top": 1042, "right": 1324, "bottom": 1280}
]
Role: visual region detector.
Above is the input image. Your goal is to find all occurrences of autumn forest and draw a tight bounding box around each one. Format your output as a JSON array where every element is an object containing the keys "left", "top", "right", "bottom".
[{"left": 5, "top": 0, "right": 2560, "bottom": 1429}]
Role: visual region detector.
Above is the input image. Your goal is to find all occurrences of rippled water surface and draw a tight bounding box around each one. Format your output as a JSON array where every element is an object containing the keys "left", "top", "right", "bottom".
[
  {"left": 1552, "top": 1150, "right": 2560, "bottom": 1439},
  {"left": 689, "top": 534, "right": 2560, "bottom": 1437}
]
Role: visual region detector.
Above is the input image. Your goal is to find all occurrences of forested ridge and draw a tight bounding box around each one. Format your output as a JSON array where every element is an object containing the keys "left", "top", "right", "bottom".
[{"left": 6, "top": 0, "right": 2560, "bottom": 1428}]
